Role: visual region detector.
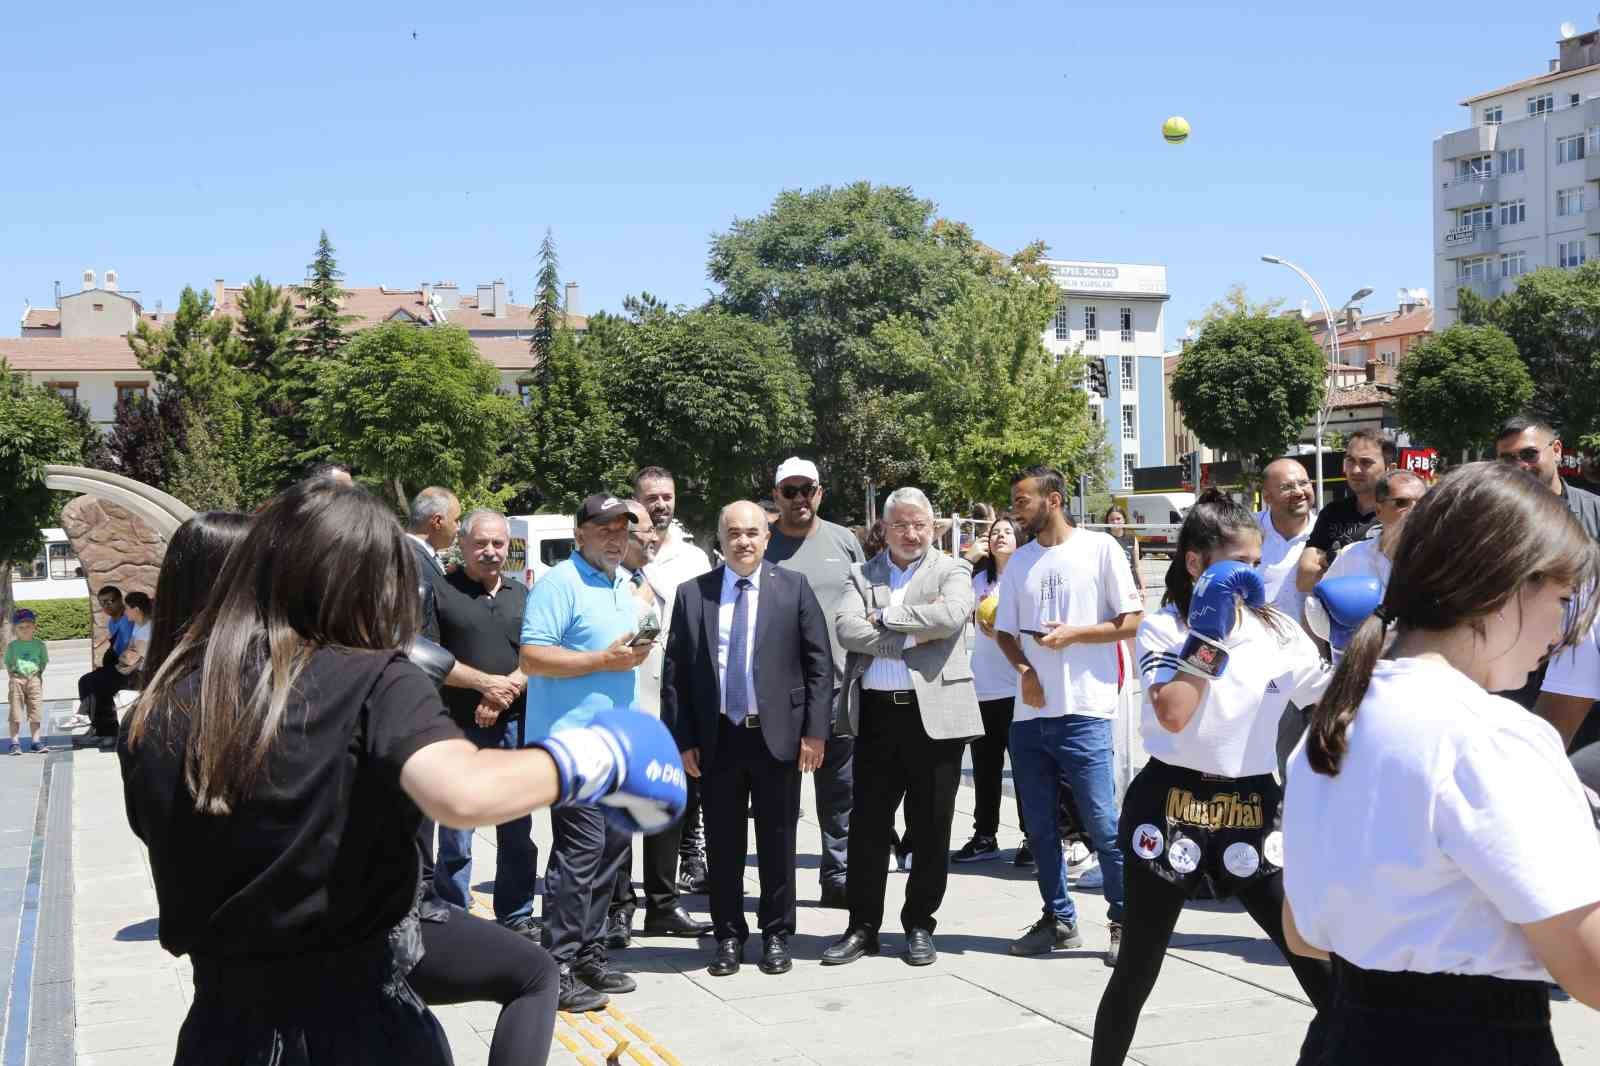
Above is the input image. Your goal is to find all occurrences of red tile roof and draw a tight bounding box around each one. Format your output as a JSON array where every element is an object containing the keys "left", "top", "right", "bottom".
[
  {"left": 1329, "top": 384, "right": 1394, "bottom": 409},
  {"left": 215, "top": 284, "right": 435, "bottom": 330},
  {"left": 1337, "top": 308, "right": 1433, "bottom": 345},
  {"left": 0, "top": 337, "right": 143, "bottom": 372},
  {"left": 21, "top": 308, "right": 60, "bottom": 330}
]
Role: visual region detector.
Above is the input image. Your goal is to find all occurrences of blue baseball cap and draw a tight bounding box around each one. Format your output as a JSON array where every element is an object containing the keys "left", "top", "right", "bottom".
[{"left": 11, "top": 609, "right": 36, "bottom": 624}]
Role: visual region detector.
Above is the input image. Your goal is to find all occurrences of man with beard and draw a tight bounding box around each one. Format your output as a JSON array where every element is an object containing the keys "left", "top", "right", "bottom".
[
  {"left": 1256, "top": 458, "right": 1316, "bottom": 624},
  {"left": 633, "top": 467, "right": 715, "bottom": 899},
  {"left": 1295, "top": 429, "right": 1392, "bottom": 594},
  {"left": 764, "top": 457, "right": 865, "bottom": 910}
]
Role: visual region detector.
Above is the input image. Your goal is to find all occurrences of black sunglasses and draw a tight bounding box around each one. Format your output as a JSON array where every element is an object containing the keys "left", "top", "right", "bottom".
[
  {"left": 1498, "top": 447, "right": 1543, "bottom": 464},
  {"left": 779, "top": 483, "right": 818, "bottom": 499}
]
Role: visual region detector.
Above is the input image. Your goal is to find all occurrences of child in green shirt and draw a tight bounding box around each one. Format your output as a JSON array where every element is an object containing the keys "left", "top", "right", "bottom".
[{"left": 5, "top": 610, "right": 47, "bottom": 753}]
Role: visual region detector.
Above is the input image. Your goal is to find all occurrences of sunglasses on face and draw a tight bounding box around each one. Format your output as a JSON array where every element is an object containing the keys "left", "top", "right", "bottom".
[
  {"left": 779, "top": 483, "right": 817, "bottom": 499},
  {"left": 1498, "top": 447, "right": 1544, "bottom": 464}
]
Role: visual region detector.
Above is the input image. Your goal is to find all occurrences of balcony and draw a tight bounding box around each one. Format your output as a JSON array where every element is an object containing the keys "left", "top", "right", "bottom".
[
  {"left": 1441, "top": 172, "right": 1497, "bottom": 211},
  {"left": 1438, "top": 124, "right": 1498, "bottom": 161},
  {"left": 1440, "top": 224, "right": 1498, "bottom": 256}
]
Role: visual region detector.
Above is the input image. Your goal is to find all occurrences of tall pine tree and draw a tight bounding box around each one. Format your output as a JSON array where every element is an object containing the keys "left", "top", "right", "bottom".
[
  {"left": 529, "top": 227, "right": 563, "bottom": 368},
  {"left": 296, "top": 230, "right": 354, "bottom": 361},
  {"left": 235, "top": 275, "right": 296, "bottom": 375}
]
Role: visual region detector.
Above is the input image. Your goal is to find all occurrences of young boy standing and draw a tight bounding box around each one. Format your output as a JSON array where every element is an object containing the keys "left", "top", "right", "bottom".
[{"left": 4, "top": 610, "right": 48, "bottom": 754}]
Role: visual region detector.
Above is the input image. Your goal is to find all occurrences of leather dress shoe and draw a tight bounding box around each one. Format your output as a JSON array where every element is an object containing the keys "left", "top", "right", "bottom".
[
  {"left": 759, "top": 934, "right": 792, "bottom": 975},
  {"left": 708, "top": 937, "right": 742, "bottom": 977},
  {"left": 643, "top": 906, "right": 712, "bottom": 938},
  {"left": 904, "top": 927, "right": 937, "bottom": 966},
  {"left": 820, "top": 926, "right": 880, "bottom": 966}
]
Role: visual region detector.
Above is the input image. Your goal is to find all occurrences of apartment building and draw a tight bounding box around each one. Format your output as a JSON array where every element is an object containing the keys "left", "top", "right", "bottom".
[{"left": 1434, "top": 29, "right": 1600, "bottom": 326}]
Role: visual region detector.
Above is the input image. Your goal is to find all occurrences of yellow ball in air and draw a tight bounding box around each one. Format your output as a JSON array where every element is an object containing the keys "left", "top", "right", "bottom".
[{"left": 1162, "top": 116, "right": 1190, "bottom": 144}]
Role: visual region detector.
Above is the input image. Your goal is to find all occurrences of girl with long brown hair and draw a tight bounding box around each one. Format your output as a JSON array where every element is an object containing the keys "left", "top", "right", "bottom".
[{"left": 1283, "top": 463, "right": 1600, "bottom": 1066}]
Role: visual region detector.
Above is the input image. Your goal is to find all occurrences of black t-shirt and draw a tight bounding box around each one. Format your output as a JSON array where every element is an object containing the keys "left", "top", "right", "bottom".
[
  {"left": 1306, "top": 494, "right": 1377, "bottom": 558},
  {"left": 436, "top": 570, "right": 529, "bottom": 727},
  {"left": 118, "top": 648, "right": 462, "bottom": 960}
]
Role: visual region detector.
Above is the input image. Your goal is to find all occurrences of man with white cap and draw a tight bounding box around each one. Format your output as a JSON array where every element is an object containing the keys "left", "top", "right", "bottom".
[{"left": 765, "top": 457, "right": 866, "bottom": 908}]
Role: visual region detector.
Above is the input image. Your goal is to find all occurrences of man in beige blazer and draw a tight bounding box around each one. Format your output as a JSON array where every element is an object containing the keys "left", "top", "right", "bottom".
[{"left": 821, "top": 487, "right": 983, "bottom": 968}]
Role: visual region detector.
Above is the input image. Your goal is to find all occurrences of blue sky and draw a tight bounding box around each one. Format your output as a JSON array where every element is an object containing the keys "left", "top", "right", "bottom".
[{"left": 0, "top": 2, "right": 1583, "bottom": 339}]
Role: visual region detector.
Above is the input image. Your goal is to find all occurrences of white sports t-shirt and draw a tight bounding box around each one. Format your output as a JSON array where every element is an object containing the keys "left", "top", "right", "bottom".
[
  {"left": 971, "top": 570, "right": 1017, "bottom": 701},
  {"left": 1138, "top": 605, "right": 1328, "bottom": 778},
  {"left": 995, "top": 531, "right": 1143, "bottom": 721},
  {"left": 1543, "top": 615, "right": 1600, "bottom": 700},
  {"left": 1284, "top": 657, "right": 1600, "bottom": 980}
]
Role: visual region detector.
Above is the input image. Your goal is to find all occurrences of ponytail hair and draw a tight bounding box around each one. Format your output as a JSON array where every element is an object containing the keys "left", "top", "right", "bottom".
[
  {"left": 1163, "top": 488, "right": 1274, "bottom": 631},
  {"left": 1305, "top": 462, "right": 1600, "bottom": 775}
]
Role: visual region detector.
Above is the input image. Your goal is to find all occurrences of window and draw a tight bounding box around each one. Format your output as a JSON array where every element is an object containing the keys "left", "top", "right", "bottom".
[
  {"left": 1053, "top": 299, "right": 1070, "bottom": 340},
  {"left": 115, "top": 382, "right": 149, "bottom": 406},
  {"left": 1561, "top": 239, "right": 1588, "bottom": 268},
  {"left": 1529, "top": 92, "right": 1554, "bottom": 115},
  {"left": 1559, "top": 133, "right": 1587, "bottom": 163},
  {"left": 1457, "top": 256, "right": 1491, "bottom": 282},
  {"left": 1590, "top": 126, "right": 1600, "bottom": 154},
  {"left": 1458, "top": 205, "right": 1494, "bottom": 229},
  {"left": 91, "top": 302, "right": 104, "bottom": 312},
  {"left": 1121, "top": 404, "right": 1137, "bottom": 438},
  {"left": 1501, "top": 251, "right": 1528, "bottom": 277},
  {"left": 10, "top": 550, "right": 46, "bottom": 582},
  {"left": 540, "top": 537, "right": 576, "bottom": 568},
  {"left": 1119, "top": 307, "right": 1134, "bottom": 342},
  {"left": 1122, "top": 452, "right": 1137, "bottom": 490},
  {"left": 517, "top": 382, "right": 533, "bottom": 405},
  {"left": 1458, "top": 155, "right": 1493, "bottom": 180},
  {"left": 1499, "top": 147, "right": 1525, "bottom": 174},
  {"left": 1083, "top": 305, "right": 1098, "bottom": 341},
  {"left": 1120, "top": 355, "right": 1135, "bottom": 389},
  {"left": 1088, "top": 402, "right": 1101, "bottom": 424},
  {"left": 1499, "top": 198, "right": 1527, "bottom": 226},
  {"left": 48, "top": 543, "right": 80, "bottom": 581},
  {"left": 1483, "top": 105, "right": 1503, "bottom": 125},
  {"left": 45, "top": 382, "right": 78, "bottom": 405},
  {"left": 1559, "top": 187, "right": 1587, "bottom": 216},
  {"left": 1572, "top": 92, "right": 1582, "bottom": 109}
]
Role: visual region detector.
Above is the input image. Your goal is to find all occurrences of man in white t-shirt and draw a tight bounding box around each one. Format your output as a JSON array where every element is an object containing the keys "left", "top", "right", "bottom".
[
  {"left": 1256, "top": 458, "right": 1316, "bottom": 625},
  {"left": 995, "top": 466, "right": 1143, "bottom": 960}
]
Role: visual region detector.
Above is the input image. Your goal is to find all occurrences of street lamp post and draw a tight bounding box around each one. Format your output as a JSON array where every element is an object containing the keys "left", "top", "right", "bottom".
[{"left": 1261, "top": 255, "right": 1370, "bottom": 510}]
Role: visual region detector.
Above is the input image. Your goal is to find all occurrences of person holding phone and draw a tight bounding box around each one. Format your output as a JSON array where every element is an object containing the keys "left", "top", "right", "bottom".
[{"left": 519, "top": 494, "right": 655, "bottom": 1010}]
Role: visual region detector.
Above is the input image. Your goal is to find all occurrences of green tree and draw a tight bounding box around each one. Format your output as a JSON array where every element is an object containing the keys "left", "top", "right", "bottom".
[
  {"left": 0, "top": 362, "right": 82, "bottom": 648},
  {"left": 1396, "top": 324, "right": 1533, "bottom": 463},
  {"left": 234, "top": 275, "right": 296, "bottom": 376},
  {"left": 874, "top": 252, "right": 1106, "bottom": 507},
  {"left": 513, "top": 328, "right": 635, "bottom": 513},
  {"left": 707, "top": 183, "right": 989, "bottom": 505},
  {"left": 1187, "top": 282, "right": 1287, "bottom": 332},
  {"left": 530, "top": 227, "right": 563, "bottom": 368},
  {"left": 588, "top": 304, "right": 813, "bottom": 531},
  {"left": 295, "top": 230, "right": 354, "bottom": 361},
  {"left": 1478, "top": 264, "right": 1600, "bottom": 445},
  {"left": 307, "top": 323, "right": 517, "bottom": 509},
  {"left": 1171, "top": 312, "right": 1326, "bottom": 476}
]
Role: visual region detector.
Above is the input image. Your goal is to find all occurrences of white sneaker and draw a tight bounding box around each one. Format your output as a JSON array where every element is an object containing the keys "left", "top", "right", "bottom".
[
  {"left": 1066, "top": 841, "right": 1092, "bottom": 868},
  {"left": 1075, "top": 861, "right": 1104, "bottom": 889}
]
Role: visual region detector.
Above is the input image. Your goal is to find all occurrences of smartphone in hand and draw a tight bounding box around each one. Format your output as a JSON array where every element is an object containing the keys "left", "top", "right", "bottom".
[{"left": 628, "top": 620, "right": 662, "bottom": 647}]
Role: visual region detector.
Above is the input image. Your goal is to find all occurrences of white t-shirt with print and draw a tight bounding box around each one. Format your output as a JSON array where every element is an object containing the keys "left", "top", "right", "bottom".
[
  {"left": 995, "top": 531, "right": 1143, "bottom": 721},
  {"left": 971, "top": 569, "right": 1016, "bottom": 701},
  {"left": 1138, "top": 605, "right": 1328, "bottom": 778},
  {"left": 1284, "top": 657, "right": 1600, "bottom": 980}
]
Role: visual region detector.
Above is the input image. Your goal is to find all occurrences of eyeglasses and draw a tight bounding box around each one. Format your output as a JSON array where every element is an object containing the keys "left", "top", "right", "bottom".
[
  {"left": 1498, "top": 447, "right": 1544, "bottom": 464},
  {"left": 779, "top": 483, "right": 817, "bottom": 499},
  {"left": 889, "top": 521, "right": 930, "bottom": 535},
  {"left": 1275, "top": 481, "right": 1312, "bottom": 493}
]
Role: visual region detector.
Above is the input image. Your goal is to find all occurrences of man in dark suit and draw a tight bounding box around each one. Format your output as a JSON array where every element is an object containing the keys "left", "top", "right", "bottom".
[
  {"left": 405, "top": 486, "right": 459, "bottom": 641},
  {"left": 662, "top": 500, "right": 833, "bottom": 977}
]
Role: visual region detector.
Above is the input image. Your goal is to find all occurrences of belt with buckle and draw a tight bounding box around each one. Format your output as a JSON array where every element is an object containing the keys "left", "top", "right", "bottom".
[
  {"left": 866, "top": 689, "right": 915, "bottom": 705},
  {"left": 729, "top": 714, "right": 761, "bottom": 729}
]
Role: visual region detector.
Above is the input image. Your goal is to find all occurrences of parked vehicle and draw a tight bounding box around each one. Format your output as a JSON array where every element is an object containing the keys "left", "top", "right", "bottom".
[
  {"left": 1114, "top": 492, "right": 1194, "bottom": 555},
  {"left": 10, "top": 529, "right": 89, "bottom": 602},
  {"left": 505, "top": 514, "right": 577, "bottom": 587}
]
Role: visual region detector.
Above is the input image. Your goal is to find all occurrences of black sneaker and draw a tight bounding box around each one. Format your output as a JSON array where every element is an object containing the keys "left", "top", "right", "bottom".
[
  {"left": 574, "top": 957, "right": 637, "bottom": 995},
  {"left": 952, "top": 835, "right": 1000, "bottom": 863},
  {"left": 1009, "top": 915, "right": 1083, "bottom": 956},
  {"left": 677, "top": 856, "right": 709, "bottom": 895},
  {"left": 499, "top": 915, "right": 544, "bottom": 943},
  {"left": 604, "top": 911, "right": 632, "bottom": 950},
  {"left": 557, "top": 965, "right": 609, "bottom": 1012},
  {"left": 1013, "top": 842, "right": 1034, "bottom": 867}
]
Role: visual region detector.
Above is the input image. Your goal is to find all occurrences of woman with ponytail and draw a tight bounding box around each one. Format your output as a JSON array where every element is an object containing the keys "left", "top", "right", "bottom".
[
  {"left": 1091, "top": 489, "right": 1332, "bottom": 1065},
  {"left": 1283, "top": 462, "right": 1600, "bottom": 1066}
]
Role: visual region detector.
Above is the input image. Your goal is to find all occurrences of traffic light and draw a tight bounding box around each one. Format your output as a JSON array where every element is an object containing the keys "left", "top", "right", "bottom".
[
  {"left": 1088, "top": 359, "right": 1108, "bottom": 398},
  {"left": 1179, "top": 450, "right": 1198, "bottom": 486}
]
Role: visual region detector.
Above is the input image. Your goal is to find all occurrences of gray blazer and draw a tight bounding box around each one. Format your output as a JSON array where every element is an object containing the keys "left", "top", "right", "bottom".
[{"left": 834, "top": 549, "right": 984, "bottom": 742}]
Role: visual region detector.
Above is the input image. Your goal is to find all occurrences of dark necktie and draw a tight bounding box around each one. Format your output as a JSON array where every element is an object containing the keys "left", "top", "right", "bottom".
[{"left": 726, "top": 577, "right": 753, "bottom": 724}]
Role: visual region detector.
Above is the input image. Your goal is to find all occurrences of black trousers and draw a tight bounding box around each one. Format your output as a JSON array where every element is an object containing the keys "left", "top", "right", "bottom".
[
  {"left": 969, "top": 697, "right": 1019, "bottom": 838},
  {"left": 79, "top": 661, "right": 127, "bottom": 737},
  {"left": 847, "top": 691, "right": 966, "bottom": 935},
  {"left": 611, "top": 777, "right": 698, "bottom": 920},
  {"left": 543, "top": 805, "right": 631, "bottom": 966},
  {"left": 410, "top": 910, "right": 559, "bottom": 1066},
  {"left": 701, "top": 717, "right": 801, "bottom": 942},
  {"left": 1091, "top": 858, "right": 1330, "bottom": 1066},
  {"left": 1298, "top": 957, "right": 1557, "bottom": 1066}
]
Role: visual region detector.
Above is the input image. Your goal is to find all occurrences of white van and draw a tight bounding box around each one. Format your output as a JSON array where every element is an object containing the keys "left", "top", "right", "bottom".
[
  {"left": 504, "top": 514, "right": 577, "bottom": 588},
  {"left": 10, "top": 529, "right": 90, "bottom": 602},
  {"left": 1118, "top": 492, "right": 1194, "bottom": 554}
]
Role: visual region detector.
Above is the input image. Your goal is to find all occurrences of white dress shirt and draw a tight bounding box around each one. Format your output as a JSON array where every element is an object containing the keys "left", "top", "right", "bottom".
[
  {"left": 863, "top": 556, "right": 921, "bottom": 692},
  {"left": 1256, "top": 509, "right": 1313, "bottom": 623},
  {"left": 716, "top": 564, "right": 761, "bottom": 717}
]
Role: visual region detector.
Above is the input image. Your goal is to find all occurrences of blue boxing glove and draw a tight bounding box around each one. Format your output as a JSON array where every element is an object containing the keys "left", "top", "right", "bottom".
[
  {"left": 534, "top": 707, "right": 688, "bottom": 835},
  {"left": 1308, "top": 576, "right": 1384, "bottom": 660},
  {"left": 1177, "top": 561, "right": 1266, "bottom": 679}
]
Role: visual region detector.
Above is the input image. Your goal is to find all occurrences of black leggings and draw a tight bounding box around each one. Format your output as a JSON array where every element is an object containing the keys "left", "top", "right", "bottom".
[
  {"left": 409, "top": 911, "right": 559, "bottom": 1066},
  {"left": 1090, "top": 861, "right": 1331, "bottom": 1066}
]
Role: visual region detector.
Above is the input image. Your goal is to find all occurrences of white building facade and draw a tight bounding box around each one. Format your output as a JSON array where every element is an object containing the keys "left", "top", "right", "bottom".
[
  {"left": 1434, "top": 31, "right": 1600, "bottom": 328},
  {"left": 1041, "top": 259, "right": 1169, "bottom": 490}
]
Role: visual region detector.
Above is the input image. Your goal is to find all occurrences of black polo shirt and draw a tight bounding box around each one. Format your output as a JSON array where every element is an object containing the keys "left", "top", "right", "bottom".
[
  {"left": 1306, "top": 493, "right": 1376, "bottom": 559},
  {"left": 436, "top": 569, "right": 529, "bottom": 727}
]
